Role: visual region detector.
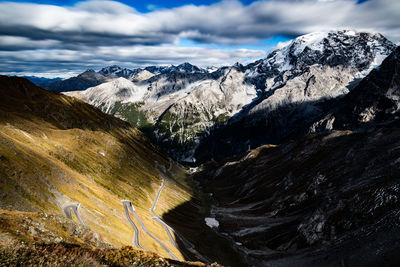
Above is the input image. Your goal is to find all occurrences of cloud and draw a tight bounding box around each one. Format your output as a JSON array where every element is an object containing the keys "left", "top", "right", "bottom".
[
  {"left": 1, "top": 0, "right": 399, "bottom": 46},
  {"left": 0, "top": 0, "right": 398, "bottom": 76},
  {"left": 0, "top": 45, "right": 266, "bottom": 77}
]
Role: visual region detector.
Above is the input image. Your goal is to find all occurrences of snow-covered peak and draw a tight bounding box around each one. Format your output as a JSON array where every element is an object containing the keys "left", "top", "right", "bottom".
[
  {"left": 175, "top": 62, "right": 205, "bottom": 73},
  {"left": 290, "top": 31, "right": 328, "bottom": 56},
  {"left": 247, "top": 30, "right": 395, "bottom": 77}
]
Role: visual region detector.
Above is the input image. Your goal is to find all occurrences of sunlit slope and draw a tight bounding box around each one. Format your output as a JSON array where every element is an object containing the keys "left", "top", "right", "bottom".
[{"left": 0, "top": 76, "right": 193, "bottom": 260}]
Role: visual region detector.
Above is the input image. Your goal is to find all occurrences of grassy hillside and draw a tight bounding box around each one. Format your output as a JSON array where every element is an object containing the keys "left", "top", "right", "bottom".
[{"left": 0, "top": 76, "right": 196, "bottom": 261}]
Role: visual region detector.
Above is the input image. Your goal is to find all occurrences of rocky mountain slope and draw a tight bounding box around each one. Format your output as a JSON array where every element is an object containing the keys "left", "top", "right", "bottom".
[
  {"left": 195, "top": 125, "right": 400, "bottom": 267},
  {"left": 63, "top": 30, "right": 395, "bottom": 162},
  {"left": 0, "top": 75, "right": 241, "bottom": 266},
  {"left": 192, "top": 47, "right": 400, "bottom": 266},
  {"left": 312, "top": 46, "right": 400, "bottom": 131}
]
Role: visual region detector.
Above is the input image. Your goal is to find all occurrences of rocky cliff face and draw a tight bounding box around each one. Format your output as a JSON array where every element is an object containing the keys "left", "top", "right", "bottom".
[{"left": 311, "top": 46, "right": 400, "bottom": 131}]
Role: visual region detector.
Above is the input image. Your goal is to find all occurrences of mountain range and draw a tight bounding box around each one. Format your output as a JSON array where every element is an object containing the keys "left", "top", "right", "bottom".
[{"left": 45, "top": 30, "right": 396, "bottom": 162}]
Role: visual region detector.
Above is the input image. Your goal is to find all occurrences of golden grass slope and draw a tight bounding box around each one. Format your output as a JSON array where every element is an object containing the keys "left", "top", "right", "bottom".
[{"left": 0, "top": 76, "right": 194, "bottom": 260}]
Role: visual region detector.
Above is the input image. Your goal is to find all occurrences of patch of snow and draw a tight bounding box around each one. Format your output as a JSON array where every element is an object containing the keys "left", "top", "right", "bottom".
[
  {"left": 205, "top": 217, "right": 219, "bottom": 228},
  {"left": 206, "top": 66, "right": 219, "bottom": 73},
  {"left": 99, "top": 151, "right": 106, "bottom": 157},
  {"left": 344, "top": 30, "right": 357, "bottom": 36},
  {"left": 356, "top": 52, "right": 389, "bottom": 78},
  {"left": 293, "top": 31, "right": 328, "bottom": 55},
  {"left": 275, "top": 39, "right": 292, "bottom": 50}
]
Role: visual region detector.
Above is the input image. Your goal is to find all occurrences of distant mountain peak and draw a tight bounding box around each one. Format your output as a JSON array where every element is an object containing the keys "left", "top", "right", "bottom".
[
  {"left": 178, "top": 62, "right": 193, "bottom": 67},
  {"left": 98, "top": 65, "right": 139, "bottom": 79},
  {"left": 82, "top": 69, "right": 96, "bottom": 74},
  {"left": 175, "top": 62, "right": 204, "bottom": 73},
  {"left": 99, "top": 65, "right": 123, "bottom": 74}
]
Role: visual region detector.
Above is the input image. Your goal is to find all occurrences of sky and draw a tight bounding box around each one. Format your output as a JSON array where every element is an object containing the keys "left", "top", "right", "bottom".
[{"left": 0, "top": 0, "right": 399, "bottom": 78}]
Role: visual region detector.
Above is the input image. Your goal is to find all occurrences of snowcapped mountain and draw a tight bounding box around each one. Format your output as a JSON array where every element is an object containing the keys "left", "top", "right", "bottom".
[
  {"left": 172, "top": 62, "right": 206, "bottom": 73},
  {"left": 243, "top": 30, "right": 394, "bottom": 109},
  {"left": 131, "top": 69, "right": 155, "bottom": 82},
  {"left": 246, "top": 30, "right": 393, "bottom": 79},
  {"left": 143, "top": 66, "right": 257, "bottom": 161},
  {"left": 65, "top": 30, "right": 395, "bottom": 162}
]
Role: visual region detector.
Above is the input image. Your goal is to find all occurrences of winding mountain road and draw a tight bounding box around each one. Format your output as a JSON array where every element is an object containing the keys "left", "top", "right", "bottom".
[
  {"left": 61, "top": 161, "right": 206, "bottom": 262},
  {"left": 122, "top": 200, "right": 145, "bottom": 250},
  {"left": 151, "top": 162, "right": 209, "bottom": 262},
  {"left": 122, "top": 197, "right": 178, "bottom": 260},
  {"left": 63, "top": 202, "right": 86, "bottom": 226}
]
